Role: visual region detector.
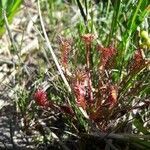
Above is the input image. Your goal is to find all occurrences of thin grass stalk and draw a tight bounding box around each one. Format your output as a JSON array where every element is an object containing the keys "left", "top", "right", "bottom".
[
  {"left": 84, "top": 0, "right": 88, "bottom": 17},
  {"left": 3, "top": 7, "right": 24, "bottom": 86},
  {"left": 107, "top": 0, "right": 121, "bottom": 45},
  {"left": 106, "top": 0, "right": 111, "bottom": 18},
  {"left": 37, "top": 0, "right": 71, "bottom": 93},
  {"left": 3, "top": 8, "right": 17, "bottom": 52},
  {"left": 76, "top": 0, "right": 87, "bottom": 24}
]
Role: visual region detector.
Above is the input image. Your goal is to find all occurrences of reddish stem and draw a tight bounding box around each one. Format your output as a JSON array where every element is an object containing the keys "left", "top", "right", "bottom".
[{"left": 86, "top": 43, "right": 93, "bottom": 102}]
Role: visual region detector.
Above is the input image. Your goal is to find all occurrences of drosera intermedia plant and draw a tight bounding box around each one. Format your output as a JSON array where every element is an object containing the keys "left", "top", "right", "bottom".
[{"left": 32, "top": 32, "right": 150, "bottom": 149}]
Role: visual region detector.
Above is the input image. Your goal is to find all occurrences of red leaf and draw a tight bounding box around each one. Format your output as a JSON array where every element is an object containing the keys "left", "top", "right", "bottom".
[
  {"left": 74, "top": 82, "right": 87, "bottom": 109},
  {"left": 33, "top": 89, "right": 53, "bottom": 108},
  {"left": 131, "top": 49, "right": 145, "bottom": 70},
  {"left": 97, "top": 45, "right": 116, "bottom": 70},
  {"left": 107, "top": 85, "right": 118, "bottom": 109}
]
